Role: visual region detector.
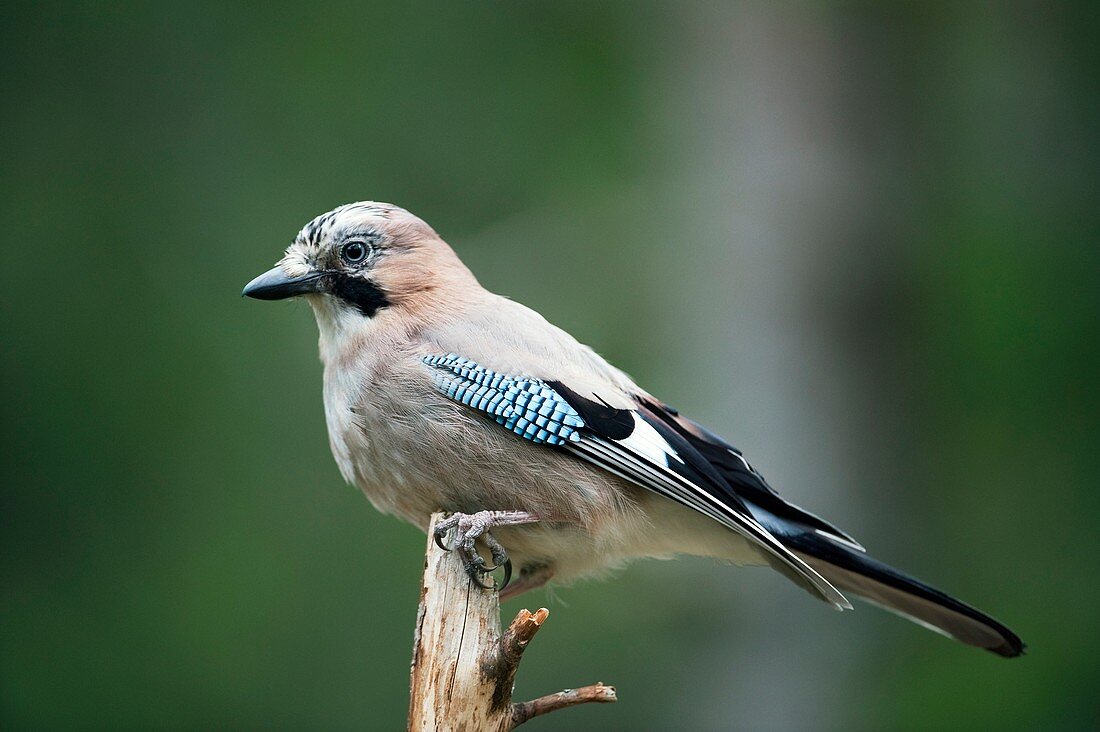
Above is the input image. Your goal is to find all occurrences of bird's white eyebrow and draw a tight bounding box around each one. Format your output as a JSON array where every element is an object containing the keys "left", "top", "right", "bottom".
[{"left": 337, "top": 227, "right": 382, "bottom": 243}]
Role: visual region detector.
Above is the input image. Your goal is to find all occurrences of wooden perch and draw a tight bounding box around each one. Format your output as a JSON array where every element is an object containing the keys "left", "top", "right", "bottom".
[{"left": 409, "top": 513, "right": 617, "bottom": 730}]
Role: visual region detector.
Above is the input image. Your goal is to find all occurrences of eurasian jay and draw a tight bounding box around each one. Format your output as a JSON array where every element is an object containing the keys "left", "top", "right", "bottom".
[{"left": 244, "top": 201, "right": 1023, "bottom": 657}]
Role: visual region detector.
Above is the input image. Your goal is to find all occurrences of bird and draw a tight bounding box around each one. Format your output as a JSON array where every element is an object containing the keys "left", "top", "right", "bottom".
[{"left": 243, "top": 201, "right": 1024, "bottom": 658}]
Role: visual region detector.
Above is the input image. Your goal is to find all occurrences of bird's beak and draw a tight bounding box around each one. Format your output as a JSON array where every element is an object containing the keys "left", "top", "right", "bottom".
[{"left": 242, "top": 267, "right": 324, "bottom": 300}]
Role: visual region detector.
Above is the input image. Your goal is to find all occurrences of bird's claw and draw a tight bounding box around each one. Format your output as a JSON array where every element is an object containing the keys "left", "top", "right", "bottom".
[
  {"left": 432, "top": 511, "right": 533, "bottom": 593},
  {"left": 433, "top": 513, "right": 461, "bottom": 552},
  {"left": 462, "top": 553, "right": 497, "bottom": 590},
  {"left": 454, "top": 529, "right": 509, "bottom": 591},
  {"left": 481, "top": 529, "right": 512, "bottom": 590}
]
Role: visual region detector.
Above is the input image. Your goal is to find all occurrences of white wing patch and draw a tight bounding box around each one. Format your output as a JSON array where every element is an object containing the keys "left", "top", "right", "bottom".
[{"left": 617, "top": 413, "right": 685, "bottom": 466}]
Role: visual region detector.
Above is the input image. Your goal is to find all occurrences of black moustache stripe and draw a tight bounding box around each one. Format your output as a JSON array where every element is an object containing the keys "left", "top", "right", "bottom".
[{"left": 328, "top": 274, "right": 390, "bottom": 317}]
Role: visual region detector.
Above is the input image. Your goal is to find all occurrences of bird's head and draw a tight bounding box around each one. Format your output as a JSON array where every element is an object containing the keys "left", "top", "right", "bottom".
[{"left": 243, "top": 201, "right": 477, "bottom": 331}]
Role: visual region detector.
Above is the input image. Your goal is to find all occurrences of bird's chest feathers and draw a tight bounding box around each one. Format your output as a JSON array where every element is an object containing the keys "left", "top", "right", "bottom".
[
  {"left": 322, "top": 365, "right": 429, "bottom": 511},
  {"left": 321, "top": 363, "right": 366, "bottom": 485},
  {"left": 318, "top": 335, "right": 438, "bottom": 519},
  {"left": 314, "top": 302, "right": 404, "bottom": 480}
]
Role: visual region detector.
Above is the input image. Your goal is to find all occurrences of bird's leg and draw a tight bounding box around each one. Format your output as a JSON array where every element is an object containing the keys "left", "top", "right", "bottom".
[
  {"left": 498, "top": 561, "right": 554, "bottom": 601},
  {"left": 433, "top": 510, "right": 539, "bottom": 590}
]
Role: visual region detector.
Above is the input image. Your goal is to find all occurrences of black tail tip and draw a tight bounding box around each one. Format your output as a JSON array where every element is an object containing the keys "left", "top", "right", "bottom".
[{"left": 989, "top": 633, "right": 1026, "bottom": 658}]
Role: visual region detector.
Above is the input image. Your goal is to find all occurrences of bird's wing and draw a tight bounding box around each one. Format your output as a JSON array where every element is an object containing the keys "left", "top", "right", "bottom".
[
  {"left": 639, "top": 399, "right": 866, "bottom": 551},
  {"left": 420, "top": 351, "right": 851, "bottom": 609}
]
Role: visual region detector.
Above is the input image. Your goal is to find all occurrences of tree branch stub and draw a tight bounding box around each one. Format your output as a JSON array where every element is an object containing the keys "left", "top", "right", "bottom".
[{"left": 408, "top": 513, "right": 616, "bottom": 730}]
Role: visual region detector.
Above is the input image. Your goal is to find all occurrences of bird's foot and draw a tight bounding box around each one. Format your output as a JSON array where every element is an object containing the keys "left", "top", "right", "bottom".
[{"left": 433, "top": 510, "right": 539, "bottom": 591}]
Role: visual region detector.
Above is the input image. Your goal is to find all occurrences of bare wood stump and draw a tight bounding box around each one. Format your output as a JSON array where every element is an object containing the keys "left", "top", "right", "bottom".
[{"left": 408, "top": 513, "right": 617, "bottom": 730}]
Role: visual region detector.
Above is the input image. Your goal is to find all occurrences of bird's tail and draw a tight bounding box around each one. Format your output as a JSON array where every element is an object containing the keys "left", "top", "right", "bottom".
[{"left": 780, "top": 532, "right": 1024, "bottom": 658}]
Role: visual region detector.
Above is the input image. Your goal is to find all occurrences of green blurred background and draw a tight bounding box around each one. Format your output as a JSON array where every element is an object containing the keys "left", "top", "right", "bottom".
[{"left": 3, "top": 2, "right": 1098, "bottom": 729}]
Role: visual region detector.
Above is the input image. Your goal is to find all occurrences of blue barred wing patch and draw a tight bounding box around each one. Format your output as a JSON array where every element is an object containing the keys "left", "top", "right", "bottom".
[{"left": 422, "top": 353, "right": 585, "bottom": 445}]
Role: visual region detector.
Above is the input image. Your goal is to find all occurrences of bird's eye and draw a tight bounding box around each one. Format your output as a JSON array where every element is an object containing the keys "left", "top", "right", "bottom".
[{"left": 341, "top": 240, "right": 369, "bottom": 264}]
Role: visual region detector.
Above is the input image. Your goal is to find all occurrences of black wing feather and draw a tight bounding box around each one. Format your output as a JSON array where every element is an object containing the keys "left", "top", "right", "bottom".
[
  {"left": 545, "top": 381, "right": 634, "bottom": 439},
  {"left": 640, "top": 398, "right": 864, "bottom": 549},
  {"left": 545, "top": 385, "right": 850, "bottom": 609}
]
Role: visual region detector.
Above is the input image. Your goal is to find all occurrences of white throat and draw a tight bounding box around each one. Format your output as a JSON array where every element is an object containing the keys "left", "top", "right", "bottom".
[{"left": 308, "top": 295, "right": 383, "bottom": 368}]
